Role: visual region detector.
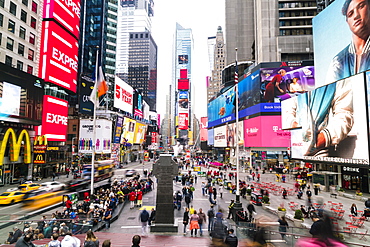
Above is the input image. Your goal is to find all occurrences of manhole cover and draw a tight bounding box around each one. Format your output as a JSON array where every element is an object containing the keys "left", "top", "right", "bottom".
[{"left": 127, "top": 217, "right": 136, "bottom": 220}]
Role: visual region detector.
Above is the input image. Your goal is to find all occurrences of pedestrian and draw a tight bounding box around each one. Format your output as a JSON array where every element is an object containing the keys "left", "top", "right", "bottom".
[
  {"left": 8, "top": 226, "right": 22, "bottom": 244},
  {"left": 183, "top": 207, "right": 190, "bottom": 235},
  {"left": 211, "top": 212, "right": 228, "bottom": 247},
  {"left": 48, "top": 233, "right": 61, "bottom": 247},
  {"left": 306, "top": 189, "right": 312, "bottom": 204},
  {"left": 189, "top": 210, "right": 200, "bottom": 237},
  {"left": 102, "top": 240, "right": 111, "bottom": 247},
  {"left": 184, "top": 193, "right": 191, "bottom": 209},
  {"left": 136, "top": 190, "right": 143, "bottom": 207},
  {"left": 148, "top": 208, "right": 156, "bottom": 226},
  {"left": 314, "top": 185, "right": 320, "bottom": 196},
  {"left": 189, "top": 205, "right": 195, "bottom": 215},
  {"left": 52, "top": 172, "right": 56, "bottom": 181},
  {"left": 247, "top": 201, "right": 256, "bottom": 222},
  {"left": 350, "top": 203, "right": 358, "bottom": 216},
  {"left": 129, "top": 190, "right": 136, "bottom": 209},
  {"left": 207, "top": 204, "right": 215, "bottom": 232},
  {"left": 213, "top": 187, "right": 217, "bottom": 200},
  {"left": 131, "top": 235, "right": 141, "bottom": 247},
  {"left": 278, "top": 216, "right": 289, "bottom": 240},
  {"left": 224, "top": 228, "right": 238, "bottom": 247},
  {"left": 282, "top": 189, "right": 287, "bottom": 199},
  {"left": 139, "top": 208, "right": 149, "bottom": 235},
  {"left": 15, "top": 233, "right": 35, "bottom": 247},
  {"left": 103, "top": 208, "right": 112, "bottom": 229},
  {"left": 227, "top": 200, "right": 235, "bottom": 219},
  {"left": 219, "top": 185, "right": 223, "bottom": 199},
  {"left": 297, "top": 189, "right": 303, "bottom": 199},
  {"left": 201, "top": 182, "right": 206, "bottom": 196},
  {"left": 60, "top": 232, "right": 81, "bottom": 247},
  {"left": 257, "top": 173, "right": 260, "bottom": 182},
  {"left": 83, "top": 230, "right": 99, "bottom": 247},
  {"left": 198, "top": 208, "right": 207, "bottom": 236}
]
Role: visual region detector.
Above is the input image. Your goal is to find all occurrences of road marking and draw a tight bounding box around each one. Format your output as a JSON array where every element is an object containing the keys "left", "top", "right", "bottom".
[{"left": 121, "top": 226, "right": 141, "bottom": 229}]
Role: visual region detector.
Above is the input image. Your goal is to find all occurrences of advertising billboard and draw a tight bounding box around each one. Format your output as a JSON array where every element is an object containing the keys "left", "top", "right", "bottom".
[
  {"left": 200, "top": 117, "right": 208, "bottom": 141},
  {"left": 0, "top": 128, "right": 31, "bottom": 166},
  {"left": 114, "top": 76, "right": 133, "bottom": 113},
  {"left": 41, "top": 95, "right": 68, "bottom": 142},
  {"left": 180, "top": 69, "right": 188, "bottom": 79},
  {"left": 207, "top": 86, "right": 236, "bottom": 128},
  {"left": 243, "top": 116, "right": 291, "bottom": 148},
  {"left": 79, "top": 76, "right": 94, "bottom": 116},
  {"left": 207, "top": 129, "right": 214, "bottom": 146},
  {"left": 313, "top": 0, "right": 370, "bottom": 87},
  {"left": 134, "top": 122, "right": 147, "bottom": 144},
  {"left": 178, "top": 79, "right": 189, "bottom": 90},
  {"left": 43, "top": 0, "right": 81, "bottom": 39},
  {"left": 214, "top": 125, "right": 227, "bottom": 147},
  {"left": 178, "top": 91, "right": 189, "bottom": 113},
  {"left": 286, "top": 73, "right": 369, "bottom": 164},
  {"left": 121, "top": 118, "right": 136, "bottom": 144},
  {"left": 79, "top": 119, "right": 112, "bottom": 154},
  {"left": 178, "top": 113, "right": 189, "bottom": 130},
  {"left": 0, "top": 82, "right": 21, "bottom": 116},
  {"left": 113, "top": 116, "right": 124, "bottom": 143},
  {"left": 39, "top": 21, "right": 78, "bottom": 93},
  {"left": 178, "top": 55, "right": 188, "bottom": 64},
  {"left": 290, "top": 129, "right": 304, "bottom": 159},
  {"left": 226, "top": 122, "right": 244, "bottom": 147}
]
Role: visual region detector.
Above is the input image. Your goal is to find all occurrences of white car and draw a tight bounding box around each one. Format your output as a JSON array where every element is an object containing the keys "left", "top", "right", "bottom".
[{"left": 40, "top": 181, "right": 66, "bottom": 191}]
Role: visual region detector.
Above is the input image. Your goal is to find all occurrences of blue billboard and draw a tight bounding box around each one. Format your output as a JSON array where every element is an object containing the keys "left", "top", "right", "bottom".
[
  {"left": 207, "top": 128, "right": 214, "bottom": 146},
  {"left": 207, "top": 86, "right": 236, "bottom": 128}
]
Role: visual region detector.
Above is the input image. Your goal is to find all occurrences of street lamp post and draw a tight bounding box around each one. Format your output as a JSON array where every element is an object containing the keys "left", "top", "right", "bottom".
[{"left": 233, "top": 48, "right": 243, "bottom": 220}]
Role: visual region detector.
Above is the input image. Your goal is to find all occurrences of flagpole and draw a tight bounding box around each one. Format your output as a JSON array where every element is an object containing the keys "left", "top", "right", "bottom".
[
  {"left": 234, "top": 47, "right": 243, "bottom": 220},
  {"left": 90, "top": 48, "right": 99, "bottom": 196}
]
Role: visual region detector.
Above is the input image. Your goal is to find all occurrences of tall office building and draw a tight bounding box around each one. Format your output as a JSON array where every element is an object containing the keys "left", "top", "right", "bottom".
[
  {"left": 0, "top": 0, "right": 42, "bottom": 75},
  {"left": 128, "top": 31, "right": 157, "bottom": 111},
  {"left": 79, "top": 0, "right": 118, "bottom": 79},
  {"left": 171, "top": 23, "right": 193, "bottom": 145},
  {"left": 116, "top": 0, "right": 154, "bottom": 81},
  {"left": 224, "top": 0, "right": 317, "bottom": 85},
  {"left": 207, "top": 26, "right": 225, "bottom": 102}
]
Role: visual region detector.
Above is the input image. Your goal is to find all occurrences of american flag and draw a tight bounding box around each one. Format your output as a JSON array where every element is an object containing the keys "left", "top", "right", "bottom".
[{"left": 234, "top": 60, "right": 238, "bottom": 84}]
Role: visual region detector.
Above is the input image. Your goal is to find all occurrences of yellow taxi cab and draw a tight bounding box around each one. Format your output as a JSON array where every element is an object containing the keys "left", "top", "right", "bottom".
[
  {"left": 18, "top": 183, "right": 41, "bottom": 191},
  {"left": 0, "top": 191, "right": 25, "bottom": 204}
]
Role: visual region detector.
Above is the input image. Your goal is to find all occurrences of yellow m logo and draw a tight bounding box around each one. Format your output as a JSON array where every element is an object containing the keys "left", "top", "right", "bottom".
[{"left": 0, "top": 128, "right": 31, "bottom": 166}]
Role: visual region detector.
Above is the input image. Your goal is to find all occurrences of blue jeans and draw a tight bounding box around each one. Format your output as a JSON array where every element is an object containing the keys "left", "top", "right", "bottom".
[
  {"left": 208, "top": 217, "right": 214, "bottom": 232},
  {"left": 199, "top": 223, "right": 203, "bottom": 235},
  {"left": 105, "top": 219, "right": 110, "bottom": 229}
]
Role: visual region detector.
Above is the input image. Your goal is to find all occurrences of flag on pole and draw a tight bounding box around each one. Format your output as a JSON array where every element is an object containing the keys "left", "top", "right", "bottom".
[{"left": 89, "top": 66, "right": 108, "bottom": 105}]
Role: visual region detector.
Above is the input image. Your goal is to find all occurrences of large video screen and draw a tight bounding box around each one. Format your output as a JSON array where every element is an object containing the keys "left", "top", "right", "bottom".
[
  {"left": 313, "top": 0, "right": 370, "bottom": 87},
  {"left": 207, "top": 86, "right": 236, "bottom": 128},
  {"left": 288, "top": 73, "right": 368, "bottom": 164}
]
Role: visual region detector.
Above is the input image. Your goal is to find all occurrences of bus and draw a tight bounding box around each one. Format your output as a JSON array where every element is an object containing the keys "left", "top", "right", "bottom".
[{"left": 82, "top": 160, "right": 114, "bottom": 182}]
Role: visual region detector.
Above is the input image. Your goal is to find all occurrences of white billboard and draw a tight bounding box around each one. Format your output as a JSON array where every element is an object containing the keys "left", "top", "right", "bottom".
[
  {"left": 79, "top": 119, "right": 112, "bottom": 154},
  {"left": 114, "top": 76, "right": 133, "bottom": 113},
  {"left": 214, "top": 125, "right": 227, "bottom": 147}
]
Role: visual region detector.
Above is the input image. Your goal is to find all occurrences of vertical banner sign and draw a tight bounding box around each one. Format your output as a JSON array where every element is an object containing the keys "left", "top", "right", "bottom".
[
  {"left": 113, "top": 116, "right": 124, "bottom": 143},
  {"left": 33, "top": 135, "right": 48, "bottom": 164},
  {"left": 41, "top": 95, "right": 68, "bottom": 141}
]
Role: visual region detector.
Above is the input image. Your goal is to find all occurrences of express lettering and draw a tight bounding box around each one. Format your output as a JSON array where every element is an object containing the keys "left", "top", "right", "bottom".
[
  {"left": 46, "top": 113, "right": 68, "bottom": 125},
  {"left": 61, "top": 0, "right": 81, "bottom": 18},
  {"left": 52, "top": 47, "right": 78, "bottom": 71},
  {"left": 115, "top": 85, "right": 133, "bottom": 104}
]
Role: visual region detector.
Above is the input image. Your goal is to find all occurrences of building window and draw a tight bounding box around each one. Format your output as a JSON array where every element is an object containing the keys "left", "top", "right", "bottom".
[
  {"left": 5, "top": 56, "right": 12, "bottom": 66},
  {"left": 0, "top": 33, "right": 2, "bottom": 45},
  {"left": 28, "top": 48, "right": 34, "bottom": 60},
  {"left": 21, "top": 9, "right": 27, "bottom": 22},
  {"left": 9, "top": 2, "right": 17, "bottom": 16},
  {"left": 30, "top": 17, "right": 36, "bottom": 28},
  {"left": 29, "top": 32, "right": 35, "bottom": 44},
  {"left": 8, "top": 20, "right": 15, "bottom": 33},
  {"left": 72, "top": 125, "right": 77, "bottom": 132},
  {"left": 17, "top": 60, "right": 23, "bottom": 70},
  {"left": 22, "top": 0, "right": 28, "bottom": 6},
  {"left": 19, "top": 26, "right": 26, "bottom": 39},
  {"left": 6, "top": 37, "right": 14, "bottom": 50},
  {"left": 0, "top": 0, "right": 4, "bottom": 8},
  {"left": 27, "top": 65, "right": 33, "bottom": 74},
  {"left": 18, "top": 43, "right": 24, "bottom": 56},
  {"left": 0, "top": 13, "right": 3, "bottom": 27},
  {"left": 31, "top": 1, "right": 37, "bottom": 13}
]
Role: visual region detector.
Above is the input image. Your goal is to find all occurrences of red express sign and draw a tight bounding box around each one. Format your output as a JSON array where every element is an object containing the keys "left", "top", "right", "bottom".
[
  {"left": 43, "top": 0, "right": 81, "bottom": 39},
  {"left": 39, "top": 21, "right": 78, "bottom": 93},
  {"left": 41, "top": 95, "right": 68, "bottom": 141}
]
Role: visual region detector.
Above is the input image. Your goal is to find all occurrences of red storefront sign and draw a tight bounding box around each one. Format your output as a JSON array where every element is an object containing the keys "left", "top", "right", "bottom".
[{"left": 41, "top": 95, "right": 68, "bottom": 141}]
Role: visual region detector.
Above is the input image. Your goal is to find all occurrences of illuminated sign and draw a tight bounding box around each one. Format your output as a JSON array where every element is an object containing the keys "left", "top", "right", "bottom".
[
  {"left": 178, "top": 113, "right": 188, "bottom": 130},
  {"left": 39, "top": 21, "right": 78, "bottom": 93},
  {"left": 33, "top": 135, "right": 47, "bottom": 164},
  {"left": 79, "top": 119, "right": 112, "bottom": 154},
  {"left": 41, "top": 95, "right": 68, "bottom": 141},
  {"left": 43, "top": 0, "right": 81, "bottom": 39},
  {"left": 0, "top": 128, "right": 31, "bottom": 166},
  {"left": 114, "top": 76, "right": 133, "bottom": 113}
]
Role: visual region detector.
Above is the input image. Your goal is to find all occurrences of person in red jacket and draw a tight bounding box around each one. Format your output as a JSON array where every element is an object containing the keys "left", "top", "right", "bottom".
[
  {"left": 136, "top": 190, "right": 143, "bottom": 207},
  {"left": 129, "top": 190, "right": 136, "bottom": 209},
  {"left": 65, "top": 197, "right": 72, "bottom": 212}
]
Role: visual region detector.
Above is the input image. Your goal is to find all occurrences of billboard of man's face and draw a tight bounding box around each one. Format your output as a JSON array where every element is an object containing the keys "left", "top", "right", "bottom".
[{"left": 344, "top": 0, "right": 370, "bottom": 38}]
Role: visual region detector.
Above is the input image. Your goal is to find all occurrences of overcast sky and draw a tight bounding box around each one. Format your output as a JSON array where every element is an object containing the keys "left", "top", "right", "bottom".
[{"left": 151, "top": 0, "right": 225, "bottom": 119}]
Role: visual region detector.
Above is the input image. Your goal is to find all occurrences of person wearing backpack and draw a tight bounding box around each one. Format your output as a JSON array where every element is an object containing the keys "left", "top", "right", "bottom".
[
  {"left": 207, "top": 204, "right": 215, "bottom": 232},
  {"left": 139, "top": 208, "right": 150, "bottom": 235},
  {"left": 224, "top": 229, "right": 238, "bottom": 247}
]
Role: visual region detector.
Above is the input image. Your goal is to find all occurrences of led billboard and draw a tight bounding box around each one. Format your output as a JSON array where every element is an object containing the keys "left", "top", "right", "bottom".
[
  {"left": 243, "top": 116, "right": 290, "bottom": 148},
  {"left": 178, "top": 79, "right": 189, "bottom": 90},
  {"left": 39, "top": 21, "right": 78, "bottom": 93},
  {"left": 79, "top": 76, "right": 94, "bottom": 116},
  {"left": 79, "top": 119, "right": 112, "bottom": 154},
  {"left": 207, "top": 86, "right": 236, "bottom": 128},
  {"left": 114, "top": 76, "right": 133, "bottom": 113},
  {"left": 134, "top": 122, "right": 147, "bottom": 144},
  {"left": 214, "top": 125, "right": 227, "bottom": 147},
  {"left": 178, "top": 55, "right": 188, "bottom": 64},
  {"left": 121, "top": 118, "right": 136, "bottom": 144},
  {"left": 208, "top": 129, "right": 214, "bottom": 146},
  {"left": 200, "top": 117, "right": 208, "bottom": 141},
  {"left": 178, "top": 113, "right": 189, "bottom": 130},
  {"left": 43, "top": 0, "right": 81, "bottom": 39},
  {"left": 313, "top": 0, "right": 370, "bottom": 87},
  {"left": 178, "top": 91, "right": 189, "bottom": 113},
  {"left": 287, "top": 73, "right": 368, "bottom": 164},
  {"left": 41, "top": 95, "right": 68, "bottom": 141}
]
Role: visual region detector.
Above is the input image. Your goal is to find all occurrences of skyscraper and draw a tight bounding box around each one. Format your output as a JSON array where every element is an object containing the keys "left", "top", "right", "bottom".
[
  {"left": 128, "top": 31, "right": 157, "bottom": 111},
  {"left": 116, "top": 0, "right": 154, "bottom": 81}
]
